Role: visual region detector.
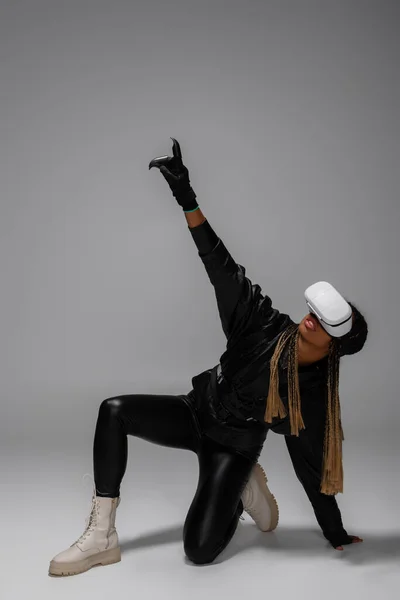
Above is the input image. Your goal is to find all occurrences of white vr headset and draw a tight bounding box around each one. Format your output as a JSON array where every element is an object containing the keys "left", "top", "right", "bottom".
[{"left": 304, "top": 281, "right": 353, "bottom": 338}]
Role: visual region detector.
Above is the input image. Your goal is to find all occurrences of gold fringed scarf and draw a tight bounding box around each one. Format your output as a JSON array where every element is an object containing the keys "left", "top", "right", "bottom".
[
  {"left": 264, "top": 324, "right": 344, "bottom": 496},
  {"left": 320, "top": 342, "right": 344, "bottom": 495}
]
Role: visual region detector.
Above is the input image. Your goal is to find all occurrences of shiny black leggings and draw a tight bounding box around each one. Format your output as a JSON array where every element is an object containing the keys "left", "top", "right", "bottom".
[{"left": 93, "top": 393, "right": 257, "bottom": 565}]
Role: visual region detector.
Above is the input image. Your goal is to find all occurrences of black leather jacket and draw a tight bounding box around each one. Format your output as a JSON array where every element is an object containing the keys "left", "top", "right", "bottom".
[{"left": 187, "top": 219, "right": 351, "bottom": 549}]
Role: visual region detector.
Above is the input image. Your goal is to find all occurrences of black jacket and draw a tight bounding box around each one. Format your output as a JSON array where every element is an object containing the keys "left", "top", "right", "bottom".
[{"left": 188, "top": 219, "right": 351, "bottom": 549}]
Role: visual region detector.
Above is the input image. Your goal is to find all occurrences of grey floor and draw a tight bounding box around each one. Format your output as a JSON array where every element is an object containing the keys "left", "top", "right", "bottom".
[{"left": 2, "top": 429, "right": 398, "bottom": 600}]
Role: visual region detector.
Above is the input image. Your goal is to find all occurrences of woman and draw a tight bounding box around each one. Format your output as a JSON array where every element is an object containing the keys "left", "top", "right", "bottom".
[{"left": 49, "top": 139, "right": 368, "bottom": 577}]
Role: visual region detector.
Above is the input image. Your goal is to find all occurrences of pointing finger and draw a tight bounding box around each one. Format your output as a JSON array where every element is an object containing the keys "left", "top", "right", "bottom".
[{"left": 170, "top": 138, "right": 182, "bottom": 160}]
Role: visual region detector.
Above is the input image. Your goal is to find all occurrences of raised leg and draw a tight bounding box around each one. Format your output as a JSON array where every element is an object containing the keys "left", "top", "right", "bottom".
[{"left": 93, "top": 393, "right": 200, "bottom": 497}]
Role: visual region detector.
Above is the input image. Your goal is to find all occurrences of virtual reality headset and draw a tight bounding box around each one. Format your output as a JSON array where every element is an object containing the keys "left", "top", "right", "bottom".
[{"left": 304, "top": 281, "right": 353, "bottom": 338}]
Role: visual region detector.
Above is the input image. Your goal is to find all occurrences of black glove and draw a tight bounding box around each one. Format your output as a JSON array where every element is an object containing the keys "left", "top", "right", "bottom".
[
  {"left": 148, "top": 138, "right": 199, "bottom": 212},
  {"left": 326, "top": 529, "right": 353, "bottom": 549}
]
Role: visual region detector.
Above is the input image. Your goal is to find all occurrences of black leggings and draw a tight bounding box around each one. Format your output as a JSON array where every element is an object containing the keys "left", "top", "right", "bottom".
[{"left": 93, "top": 392, "right": 258, "bottom": 565}]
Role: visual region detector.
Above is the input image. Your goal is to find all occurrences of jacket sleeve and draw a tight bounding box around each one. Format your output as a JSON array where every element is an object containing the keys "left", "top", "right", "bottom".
[
  {"left": 188, "top": 219, "right": 272, "bottom": 343},
  {"left": 284, "top": 397, "right": 353, "bottom": 548}
]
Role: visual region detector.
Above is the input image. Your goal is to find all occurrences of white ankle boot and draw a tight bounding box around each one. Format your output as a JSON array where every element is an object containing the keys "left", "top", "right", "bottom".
[
  {"left": 49, "top": 483, "right": 121, "bottom": 577},
  {"left": 241, "top": 463, "right": 279, "bottom": 532}
]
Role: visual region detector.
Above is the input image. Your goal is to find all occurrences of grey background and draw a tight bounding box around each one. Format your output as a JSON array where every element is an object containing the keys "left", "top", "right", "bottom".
[{"left": 0, "top": 1, "right": 399, "bottom": 598}]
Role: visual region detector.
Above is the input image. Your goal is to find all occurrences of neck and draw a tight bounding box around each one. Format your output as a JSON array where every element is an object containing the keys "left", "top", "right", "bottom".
[{"left": 297, "top": 334, "right": 329, "bottom": 367}]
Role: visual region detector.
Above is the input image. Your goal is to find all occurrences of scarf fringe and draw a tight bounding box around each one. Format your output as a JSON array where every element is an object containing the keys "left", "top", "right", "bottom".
[
  {"left": 320, "top": 432, "right": 344, "bottom": 495},
  {"left": 264, "top": 376, "right": 287, "bottom": 422},
  {"left": 264, "top": 326, "right": 344, "bottom": 496},
  {"left": 320, "top": 348, "right": 344, "bottom": 495}
]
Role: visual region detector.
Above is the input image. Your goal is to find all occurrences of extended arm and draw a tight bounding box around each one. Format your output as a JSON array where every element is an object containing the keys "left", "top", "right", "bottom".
[
  {"left": 186, "top": 209, "right": 271, "bottom": 343},
  {"left": 284, "top": 399, "right": 353, "bottom": 549},
  {"left": 149, "top": 139, "right": 274, "bottom": 343}
]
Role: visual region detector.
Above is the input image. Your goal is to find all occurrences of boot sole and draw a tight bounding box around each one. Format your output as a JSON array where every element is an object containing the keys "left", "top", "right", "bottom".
[
  {"left": 247, "top": 463, "right": 279, "bottom": 532},
  {"left": 48, "top": 546, "right": 121, "bottom": 577}
]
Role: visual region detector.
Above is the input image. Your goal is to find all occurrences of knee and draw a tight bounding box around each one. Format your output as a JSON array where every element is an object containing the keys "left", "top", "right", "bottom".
[
  {"left": 184, "top": 535, "right": 218, "bottom": 565},
  {"left": 98, "top": 397, "right": 123, "bottom": 417}
]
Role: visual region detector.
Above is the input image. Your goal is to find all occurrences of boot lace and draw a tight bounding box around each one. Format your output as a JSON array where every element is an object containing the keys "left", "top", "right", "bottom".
[{"left": 71, "top": 473, "right": 99, "bottom": 546}]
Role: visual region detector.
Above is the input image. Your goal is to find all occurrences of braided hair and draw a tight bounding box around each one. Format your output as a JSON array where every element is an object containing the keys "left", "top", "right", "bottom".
[{"left": 264, "top": 301, "right": 368, "bottom": 495}]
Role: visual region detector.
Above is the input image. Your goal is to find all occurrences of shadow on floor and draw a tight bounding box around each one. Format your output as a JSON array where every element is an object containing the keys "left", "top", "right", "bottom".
[
  {"left": 120, "top": 525, "right": 183, "bottom": 553},
  {"left": 119, "top": 523, "right": 400, "bottom": 566},
  {"left": 220, "top": 524, "right": 400, "bottom": 566}
]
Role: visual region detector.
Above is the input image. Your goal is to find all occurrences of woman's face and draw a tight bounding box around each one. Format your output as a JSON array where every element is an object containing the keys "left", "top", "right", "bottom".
[
  {"left": 299, "top": 313, "right": 333, "bottom": 350},
  {"left": 299, "top": 311, "right": 355, "bottom": 350}
]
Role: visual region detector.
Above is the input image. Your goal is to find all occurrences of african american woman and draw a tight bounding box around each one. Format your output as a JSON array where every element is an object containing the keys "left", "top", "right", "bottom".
[{"left": 49, "top": 138, "right": 368, "bottom": 577}]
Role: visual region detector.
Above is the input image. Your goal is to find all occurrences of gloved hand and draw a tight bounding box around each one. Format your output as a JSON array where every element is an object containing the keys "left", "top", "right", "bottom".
[
  {"left": 327, "top": 529, "right": 364, "bottom": 550},
  {"left": 333, "top": 534, "right": 364, "bottom": 551},
  {"left": 148, "top": 138, "right": 199, "bottom": 212}
]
